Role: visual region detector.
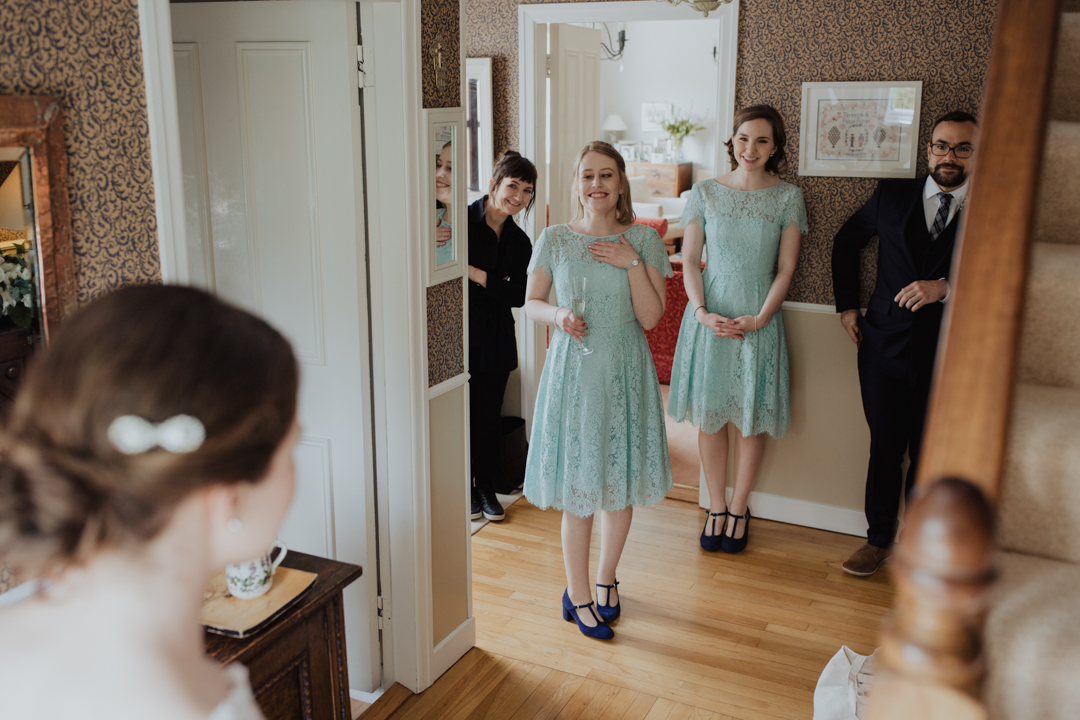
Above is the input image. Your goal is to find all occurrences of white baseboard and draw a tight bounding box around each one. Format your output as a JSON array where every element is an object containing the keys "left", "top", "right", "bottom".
[
  {"left": 699, "top": 484, "right": 867, "bottom": 538},
  {"left": 349, "top": 687, "right": 386, "bottom": 704},
  {"left": 431, "top": 616, "right": 476, "bottom": 681}
]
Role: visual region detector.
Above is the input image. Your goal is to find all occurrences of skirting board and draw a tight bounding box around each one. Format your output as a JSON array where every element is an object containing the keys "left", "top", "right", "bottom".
[
  {"left": 431, "top": 616, "right": 476, "bottom": 681},
  {"left": 350, "top": 687, "right": 386, "bottom": 704},
  {"left": 700, "top": 484, "right": 868, "bottom": 538}
]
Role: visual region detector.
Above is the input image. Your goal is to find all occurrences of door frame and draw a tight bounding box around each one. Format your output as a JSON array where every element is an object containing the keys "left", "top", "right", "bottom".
[
  {"left": 516, "top": 0, "right": 740, "bottom": 435},
  {"left": 138, "top": 0, "right": 454, "bottom": 695}
]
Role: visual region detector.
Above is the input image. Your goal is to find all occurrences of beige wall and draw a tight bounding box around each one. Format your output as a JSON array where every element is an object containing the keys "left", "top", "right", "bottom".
[
  {"left": 757, "top": 307, "right": 869, "bottom": 510},
  {"left": 429, "top": 385, "right": 471, "bottom": 646}
]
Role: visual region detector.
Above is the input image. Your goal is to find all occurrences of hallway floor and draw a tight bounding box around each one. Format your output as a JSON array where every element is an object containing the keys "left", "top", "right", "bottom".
[{"left": 370, "top": 498, "right": 893, "bottom": 719}]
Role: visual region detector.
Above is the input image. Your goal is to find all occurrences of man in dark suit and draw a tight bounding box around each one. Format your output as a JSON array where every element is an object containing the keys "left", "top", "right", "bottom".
[{"left": 831, "top": 111, "right": 978, "bottom": 576}]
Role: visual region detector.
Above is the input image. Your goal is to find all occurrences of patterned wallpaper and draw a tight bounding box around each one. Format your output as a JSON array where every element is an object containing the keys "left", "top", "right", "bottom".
[
  {"left": 428, "top": 279, "right": 465, "bottom": 386},
  {"left": 0, "top": 0, "right": 161, "bottom": 305},
  {"left": 465, "top": 0, "right": 999, "bottom": 305},
  {"left": 422, "top": 0, "right": 463, "bottom": 109}
]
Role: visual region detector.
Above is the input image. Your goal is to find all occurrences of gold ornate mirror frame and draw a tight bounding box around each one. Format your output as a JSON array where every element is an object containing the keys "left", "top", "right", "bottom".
[{"left": 0, "top": 95, "right": 77, "bottom": 340}]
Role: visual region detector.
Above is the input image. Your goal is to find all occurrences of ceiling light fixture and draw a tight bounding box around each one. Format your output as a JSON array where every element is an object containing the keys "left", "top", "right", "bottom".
[{"left": 656, "top": 0, "right": 734, "bottom": 19}]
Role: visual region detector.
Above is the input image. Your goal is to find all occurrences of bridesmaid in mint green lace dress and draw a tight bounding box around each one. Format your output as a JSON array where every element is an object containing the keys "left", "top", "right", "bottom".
[
  {"left": 524, "top": 142, "right": 672, "bottom": 640},
  {"left": 667, "top": 106, "right": 807, "bottom": 554},
  {"left": 435, "top": 141, "right": 454, "bottom": 265}
]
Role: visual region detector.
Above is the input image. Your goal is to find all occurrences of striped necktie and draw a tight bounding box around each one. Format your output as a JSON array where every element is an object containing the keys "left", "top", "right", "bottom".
[{"left": 930, "top": 192, "right": 953, "bottom": 241}]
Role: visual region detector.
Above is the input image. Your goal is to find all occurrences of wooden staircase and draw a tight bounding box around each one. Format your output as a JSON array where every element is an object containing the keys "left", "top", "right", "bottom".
[{"left": 869, "top": 0, "right": 1080, "bottom": 718}]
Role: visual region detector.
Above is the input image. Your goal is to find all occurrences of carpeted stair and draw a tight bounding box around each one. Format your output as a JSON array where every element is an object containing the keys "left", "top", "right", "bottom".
[{"left": 984, "top": 10, "right": 1080, "bottom": 719}]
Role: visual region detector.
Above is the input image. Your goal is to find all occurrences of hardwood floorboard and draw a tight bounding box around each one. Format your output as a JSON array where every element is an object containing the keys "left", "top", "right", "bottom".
[{"left": 366, "top": 500, "right": 892, "bottom": 720}]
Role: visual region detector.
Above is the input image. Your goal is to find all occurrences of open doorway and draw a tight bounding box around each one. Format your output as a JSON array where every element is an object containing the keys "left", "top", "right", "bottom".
[{"left": 515, "top": 1, "right": 740, "bottom": 507}]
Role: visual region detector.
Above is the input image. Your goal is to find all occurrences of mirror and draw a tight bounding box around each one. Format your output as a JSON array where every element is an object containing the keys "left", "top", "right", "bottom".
[
  {"left": 465, "top": 58, "right": 493, "bottom": 205},
  {"left": 426, "top": 108, "right": 465, "bottom": 286},
  {"left": 0, "top": 95, "right": 76, "bottom": 598},
  {"left": 434, "top": 123, "right": 456, "bottom": 268}
]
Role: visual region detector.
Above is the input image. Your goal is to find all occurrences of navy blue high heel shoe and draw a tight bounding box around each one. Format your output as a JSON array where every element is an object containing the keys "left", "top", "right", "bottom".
[
  {"left": 562, "top": 589, "right": 614, "bottom": 640},
  {"left": 700, "top": 511, "right": 728, "bottom": 552},
  {"left": 595, "top": 579, "right": 620, "bottom": 622},
  {"left": 721, "top": 509, "right": 751, "bottom": 554}
]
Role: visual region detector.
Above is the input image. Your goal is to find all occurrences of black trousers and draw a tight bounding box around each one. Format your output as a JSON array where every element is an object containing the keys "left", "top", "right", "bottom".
[
  {"left": 857, "top": 346, "right": 933, "bottom": 549},
  {"left": 469, "top": 369, "right": 510, "bottom": 495}
]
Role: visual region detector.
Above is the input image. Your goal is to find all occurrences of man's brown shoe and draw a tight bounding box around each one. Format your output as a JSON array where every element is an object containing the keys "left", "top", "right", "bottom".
[{"left": 842, "top": 543, "right": 892, "bottom": 577}]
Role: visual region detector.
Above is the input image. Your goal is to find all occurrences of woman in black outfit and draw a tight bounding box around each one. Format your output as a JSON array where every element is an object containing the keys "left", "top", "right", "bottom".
[{"left": 468, "top": 151, "right": 539, "bottom": 521}]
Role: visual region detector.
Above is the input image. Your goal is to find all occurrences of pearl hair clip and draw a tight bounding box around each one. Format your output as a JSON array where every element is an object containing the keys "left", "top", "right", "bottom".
[{"left": 107, "top": 414, "right": 207, "bottom": 455}]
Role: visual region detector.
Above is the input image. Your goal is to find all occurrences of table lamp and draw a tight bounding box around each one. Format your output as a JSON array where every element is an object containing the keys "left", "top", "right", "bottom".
[{"left": 601, "top": 114, "right": 629, "bottom": 144}]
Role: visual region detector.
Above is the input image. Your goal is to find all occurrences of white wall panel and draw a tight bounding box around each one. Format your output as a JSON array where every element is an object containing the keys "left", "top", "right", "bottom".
[
  {"left": 279, "top": 435, "right": 336, "bottom": 558},
  {"left": 172, "top": 42, "right": 214, "bottom": 289},
  {"left": 237, "top": 42, "right": 327, "bottom": 365}
]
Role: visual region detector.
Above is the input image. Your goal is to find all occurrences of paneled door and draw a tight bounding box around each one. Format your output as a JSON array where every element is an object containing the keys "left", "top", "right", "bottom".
[
  {"left": 546, "top": 24, "right": 601, "bottom": 227},
  {"left": 171, "top": 0, "right": 379, "bottom": 692}
]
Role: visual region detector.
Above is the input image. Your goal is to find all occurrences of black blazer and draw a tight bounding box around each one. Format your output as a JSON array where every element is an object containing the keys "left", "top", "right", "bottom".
[
  {"left": 467, "top": 198, "right": 533, "bottom": 374},
  {"left": 831, "top": 177, "right": 960, "bottom": 370}
]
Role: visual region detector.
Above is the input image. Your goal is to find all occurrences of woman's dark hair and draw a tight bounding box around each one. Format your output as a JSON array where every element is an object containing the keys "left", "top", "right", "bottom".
[
  {"left": 488, "top": 150, "right": 539, "bottom": 218},
  {"left": 725, "top": 104, "right": 788, "bottom": 174},
  {"left": 0, "top": 285, "right": 298, "bottom": 576}
]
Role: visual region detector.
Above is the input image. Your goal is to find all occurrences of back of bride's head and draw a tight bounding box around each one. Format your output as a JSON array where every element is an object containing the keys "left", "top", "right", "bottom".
[{"left": 0, "top": 285, "right": 298, "bottom": 578}]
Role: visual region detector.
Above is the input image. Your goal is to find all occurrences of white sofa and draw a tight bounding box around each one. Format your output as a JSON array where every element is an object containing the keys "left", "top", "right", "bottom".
[{"left": 627, "top": 175, "right": 691, "bottom": 245}]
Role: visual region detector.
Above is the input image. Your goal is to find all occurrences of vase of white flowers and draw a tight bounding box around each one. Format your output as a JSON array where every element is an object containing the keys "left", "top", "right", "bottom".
[
  {"left": 0, "top": 248, "right": 34, "bottom": 329},
  {"left": 661, "top": 109, "right": 706, "bottom": 160}
]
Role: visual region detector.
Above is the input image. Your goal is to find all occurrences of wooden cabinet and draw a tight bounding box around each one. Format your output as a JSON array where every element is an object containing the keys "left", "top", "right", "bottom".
[
  {"left": 0, "top": 325, "right": 37, "bottom": 417},
  {"left": 205, "top": 552, "right": 363, "bottom": 720},
  {"left": 625, "top": 161, "right": 692, "bottom": 199}
]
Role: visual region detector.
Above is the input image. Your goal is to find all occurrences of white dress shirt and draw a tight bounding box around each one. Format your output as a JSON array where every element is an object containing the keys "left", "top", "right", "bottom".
[
  {"left": 921, "top": 175, "right": 968, "bottom": 302},
  {"left": 923, "top": 175, "right": 969, "bottom": 231}
]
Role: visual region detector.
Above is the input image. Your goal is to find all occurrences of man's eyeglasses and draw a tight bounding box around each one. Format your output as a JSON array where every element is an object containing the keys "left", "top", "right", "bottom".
[{"left": 929, "top": 142, "right": 974, "bottom": 159}]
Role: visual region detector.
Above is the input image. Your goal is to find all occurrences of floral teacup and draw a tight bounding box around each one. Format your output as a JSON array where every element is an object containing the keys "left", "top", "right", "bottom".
[{"left": 225, "top": 540, "right": 287, "bottom": 600}]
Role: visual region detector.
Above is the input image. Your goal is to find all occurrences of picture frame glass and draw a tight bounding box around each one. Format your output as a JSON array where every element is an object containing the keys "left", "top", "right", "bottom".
[
  {"left": 433, "top": 123, "right": 457, "bottom": 268},
  {"left": 799, "top": 81, "right": 923, "bottom": 178}
]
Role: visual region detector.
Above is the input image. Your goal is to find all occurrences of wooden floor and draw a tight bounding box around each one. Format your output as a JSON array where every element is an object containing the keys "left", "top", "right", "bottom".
[{"left": 368, "top": 498, "right": 892, "bottom": 720}]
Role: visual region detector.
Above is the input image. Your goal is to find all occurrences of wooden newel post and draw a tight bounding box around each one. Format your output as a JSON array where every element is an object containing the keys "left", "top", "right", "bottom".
[{"left": 880, "top": 477, "right": 997, "bottom": 695}]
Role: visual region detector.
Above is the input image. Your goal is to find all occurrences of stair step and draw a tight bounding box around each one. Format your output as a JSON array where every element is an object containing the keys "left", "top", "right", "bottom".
[
  {"left": 999, "top": 384, "right": 1080, "bottom": 564},
  {"left": 1017, "top": 243, "right": 1080, "bottom": 390},
  {"left": 985, "top": 551, "right": 1080, "bottom": 720},
  {"left": 1050, "top": 13, "right": 1080, "bottom": 122},
  {"left": 1033, "top": 122, "right": 1080, "bottom": 245}
]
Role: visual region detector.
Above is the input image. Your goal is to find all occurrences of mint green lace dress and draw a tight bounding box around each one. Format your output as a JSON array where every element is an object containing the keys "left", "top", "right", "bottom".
[
  {"left": 667, "top": 180, "right": 808, "bottom": 437},
  {"left": 524, "top": 223, "right": 674, "bottom": 518},
  {"left": 436, "top": 207, "right": 453, "bottom": 265}
]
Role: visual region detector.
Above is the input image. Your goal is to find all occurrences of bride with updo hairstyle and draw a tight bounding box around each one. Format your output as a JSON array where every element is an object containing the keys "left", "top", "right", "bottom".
[{"left": 0, "top": 284, "right": 300, "bottom": 720}]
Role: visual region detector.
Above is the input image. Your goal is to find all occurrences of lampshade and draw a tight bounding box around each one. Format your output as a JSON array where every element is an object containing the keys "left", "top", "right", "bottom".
[{"left": 601, "top": 114, "right": 629, "bottom": 132}]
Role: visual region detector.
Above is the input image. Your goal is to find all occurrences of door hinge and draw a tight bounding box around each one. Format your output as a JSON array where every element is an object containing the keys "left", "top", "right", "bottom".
[
  {"left": 357, "top": 45, "right": 374, "bottom": 88},
  {"left": 376, "top": 595, "right": 385, "bottom": 629},
  {"left": 546, "top": 54, "right": 551, "bottom": 77}
]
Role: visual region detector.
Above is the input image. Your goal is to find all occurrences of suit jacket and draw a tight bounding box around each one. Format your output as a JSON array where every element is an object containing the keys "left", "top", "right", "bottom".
[
  {"left": 831, "top": 177, "right": 960, "bottom": 373},
  {"left": 468, "top": 197, "right": 533, "bottom": 374}
]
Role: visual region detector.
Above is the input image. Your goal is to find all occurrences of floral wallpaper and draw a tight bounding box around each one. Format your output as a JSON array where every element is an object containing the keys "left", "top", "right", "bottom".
[
  {"left": 428, "top": 279, "right": 464, "bottom": 386},
  {"left": 0, "top": 0, "right": 161, "bottom": 305},
  {"left": 422, "top": 0, "right": 462, "bottom": 109},
  {"left": 465, "top": 0, "right": 999, "bottom": 305}
]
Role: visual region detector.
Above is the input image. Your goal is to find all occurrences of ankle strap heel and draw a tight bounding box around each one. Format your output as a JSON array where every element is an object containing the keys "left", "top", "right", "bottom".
[
  {"left": 700, "top": 511, "right": 728, "bottom": 552},
  {"left": 561, "top": 589, "right": 614, "bottom": 640},
  {"left": 595, "top": 579, "right": 620, "bottom": 622},
  {"left": 721, "top": 509, "right": 751, "bottom": 554}
]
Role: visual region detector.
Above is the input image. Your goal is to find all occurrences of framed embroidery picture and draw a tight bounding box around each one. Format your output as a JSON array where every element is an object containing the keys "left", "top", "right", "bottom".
[{"left": 798, "top": 81, "right": 923, "bottom": 178}]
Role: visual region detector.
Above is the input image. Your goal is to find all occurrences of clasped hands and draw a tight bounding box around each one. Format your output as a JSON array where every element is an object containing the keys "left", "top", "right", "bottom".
[{"left": 695, "top": 307, "right": 760, "bottom": 340}]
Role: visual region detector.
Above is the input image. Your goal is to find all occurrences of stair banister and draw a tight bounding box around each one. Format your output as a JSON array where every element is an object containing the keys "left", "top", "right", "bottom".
[{"left": 867, "top": 0, "right": 1062, "bottom": 717}]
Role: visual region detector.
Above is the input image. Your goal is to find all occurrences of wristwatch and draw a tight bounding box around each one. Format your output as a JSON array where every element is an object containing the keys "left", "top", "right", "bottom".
[{"left": 624, "top": 258, "right": 640, "bottom": 271}]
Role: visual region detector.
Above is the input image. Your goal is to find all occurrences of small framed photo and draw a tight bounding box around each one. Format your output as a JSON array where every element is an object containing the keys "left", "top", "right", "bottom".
[
  {"left": 799, "top": 81, "right": 923, "bottom": 178},
  {"left": 619, "top": 142, "right": 639, "bottom": 162},
  {"left": 649, "top": 152, "right": 666, "bottom": 164}
]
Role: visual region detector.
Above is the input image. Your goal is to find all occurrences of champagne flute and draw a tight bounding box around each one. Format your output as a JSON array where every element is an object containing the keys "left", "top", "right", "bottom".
[{"left": 569, "top": 275, "right": 593, "bottom": 356}]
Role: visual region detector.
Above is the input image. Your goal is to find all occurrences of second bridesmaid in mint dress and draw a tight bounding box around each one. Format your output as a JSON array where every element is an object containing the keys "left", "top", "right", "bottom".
[
  {"left": 524, "top": 141, "right": 672, "bottom": 640},
  {"left": 667, "top": 105, "right": 807, "bottom": 554}
]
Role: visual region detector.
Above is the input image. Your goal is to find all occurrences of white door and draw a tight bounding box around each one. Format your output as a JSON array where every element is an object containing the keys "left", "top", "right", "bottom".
[
  {"left": 546, "top": 24, "right": 601, "bottom": 227},
  {"left": 171, "top": 0, "right": 380, "bottom": 691}
]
